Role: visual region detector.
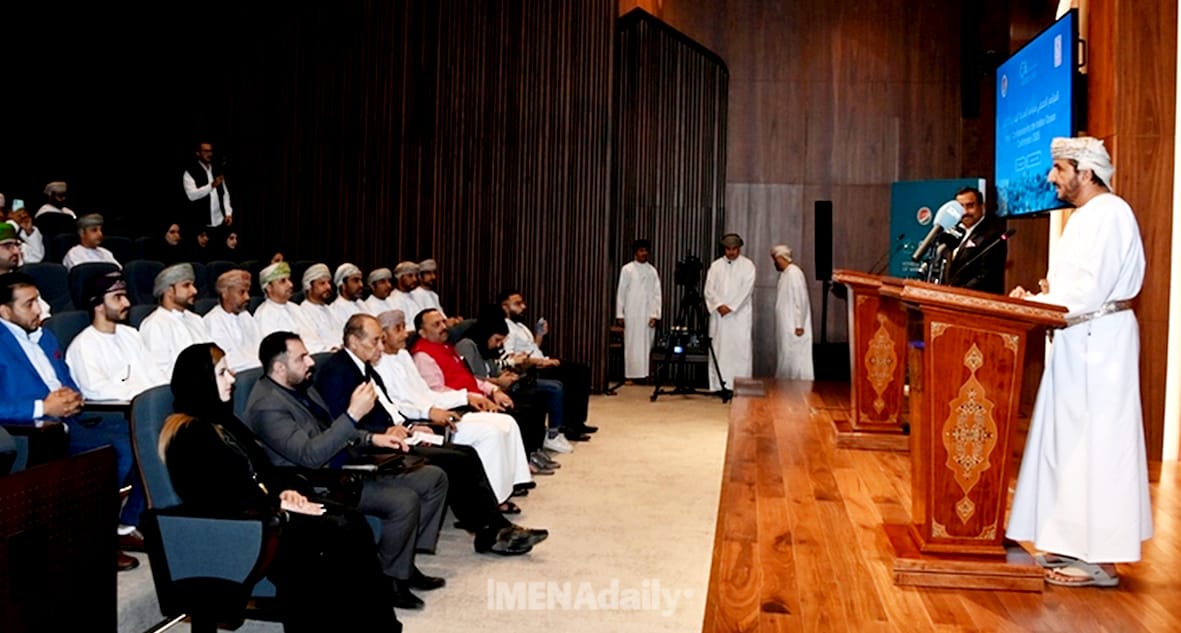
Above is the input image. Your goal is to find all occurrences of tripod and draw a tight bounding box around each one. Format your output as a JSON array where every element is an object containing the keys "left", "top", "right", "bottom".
[{"left": 649, "top": 285, "right": 732, "bottom": 403}]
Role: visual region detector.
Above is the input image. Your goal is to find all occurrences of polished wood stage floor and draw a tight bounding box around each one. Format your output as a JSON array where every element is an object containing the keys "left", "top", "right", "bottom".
[{"left": 703, "top": 380, "right": 1181, "bottom": 633}]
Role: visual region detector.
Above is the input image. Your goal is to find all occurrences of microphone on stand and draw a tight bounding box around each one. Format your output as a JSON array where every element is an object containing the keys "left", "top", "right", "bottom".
[
  {"left": 868, "top": 233, "right": 907, "bottom": 275},
  {"left": 949, "top": 228, "right": 1017, "bottom": 278},
  {"left": 911, "top": 200, "right": 965, "bottom": 262}
]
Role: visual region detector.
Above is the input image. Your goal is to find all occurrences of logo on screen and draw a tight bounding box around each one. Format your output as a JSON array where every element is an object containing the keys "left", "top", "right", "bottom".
[
  {"left": 916, "top": 206, "right": 932, "bottom": 226},
  {"left": 1054, "top": 35, "right": 1062, "bottom": 67},
  {"left": 1000, "top": 75, "right": 1008, "bottom": 98}
]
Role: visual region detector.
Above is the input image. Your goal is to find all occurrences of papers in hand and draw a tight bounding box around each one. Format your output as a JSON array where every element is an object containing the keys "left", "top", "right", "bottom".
[{"left": 405, "top": 432, "right": 444, "bottom": 447}]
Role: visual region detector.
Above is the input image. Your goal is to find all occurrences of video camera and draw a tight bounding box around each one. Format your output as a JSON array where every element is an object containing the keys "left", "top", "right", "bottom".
[{"left": 675, "top": 255, "right": 703, "bottom": 288}]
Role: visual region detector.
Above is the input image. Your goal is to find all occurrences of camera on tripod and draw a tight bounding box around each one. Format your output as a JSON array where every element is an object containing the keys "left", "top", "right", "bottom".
[{"left": 674, "top": 255, "right": 703, "bottom": 288}]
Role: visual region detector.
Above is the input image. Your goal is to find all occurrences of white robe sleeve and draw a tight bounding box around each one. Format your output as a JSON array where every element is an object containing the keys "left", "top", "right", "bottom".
[
  {"left": 616, "top": 265, "right": 631, "bottom": 320},
  {"left": 650, "top": 269, "right": 663, "bottom": 320},
  {"left": 704, "top": 260, "right": 723, "bottom": 312}
]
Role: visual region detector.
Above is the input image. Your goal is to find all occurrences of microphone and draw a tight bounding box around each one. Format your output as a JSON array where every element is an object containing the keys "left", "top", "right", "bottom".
[
  {"left": 947, "top": 228, "right": 1016, "bottom": 284},
  {"left": 911, "top": 200, "right": 965, "bottom": 262}
]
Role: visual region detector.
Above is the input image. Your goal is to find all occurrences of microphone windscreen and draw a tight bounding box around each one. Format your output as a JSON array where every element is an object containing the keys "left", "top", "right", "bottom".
[{"left": 933, "top": 200, "right": 965, "bottom": 230}]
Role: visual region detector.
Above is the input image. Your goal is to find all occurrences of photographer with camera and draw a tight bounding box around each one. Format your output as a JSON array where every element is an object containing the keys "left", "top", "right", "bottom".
[
  {"left": 703, "top": 233, "right": 756, "bottom": 394},
  {"left": 615, "top": 239, "right": 662, "bottom": 381}
]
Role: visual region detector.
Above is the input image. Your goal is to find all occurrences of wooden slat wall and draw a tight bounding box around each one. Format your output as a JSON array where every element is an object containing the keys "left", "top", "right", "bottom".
[{"left": 612, "top": 11, "right": 728, "bottom": 330}]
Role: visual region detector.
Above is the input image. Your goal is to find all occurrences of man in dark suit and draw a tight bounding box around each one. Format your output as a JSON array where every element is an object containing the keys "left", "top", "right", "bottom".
[
  {"left": 314, "top": 315, "right": 549, "bottom": 557},
  {"left": 945, "top": 186, "right": 1008, "bottom": 294},
  {"left": 0, "top": 272, "right": 143, "bottom": 570},
  {"left": 244, "top": 330, "right": 448, "bottom": 609}
]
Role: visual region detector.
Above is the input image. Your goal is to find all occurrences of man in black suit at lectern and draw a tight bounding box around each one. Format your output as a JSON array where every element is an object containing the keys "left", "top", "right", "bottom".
[{"left": 944, "top": 186, "right": 1008, "bottom": 295}]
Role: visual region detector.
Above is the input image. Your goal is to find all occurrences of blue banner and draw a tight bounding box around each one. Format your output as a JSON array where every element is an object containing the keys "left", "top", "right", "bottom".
[{"left": 889, "top": 178, "right": 986, "bottom": 278}]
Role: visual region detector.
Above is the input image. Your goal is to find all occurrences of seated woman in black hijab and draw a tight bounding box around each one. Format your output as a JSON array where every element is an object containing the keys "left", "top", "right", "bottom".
[{"left": 160, "top": 343, "right": 401, "bottom": 632}]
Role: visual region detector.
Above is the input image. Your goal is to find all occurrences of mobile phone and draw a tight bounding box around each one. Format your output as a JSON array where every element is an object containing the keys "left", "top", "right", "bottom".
[
  {"left": 11, "top": 199, "right": 24, "bottom": 211},
  {"left": 534, "top": 318, "right": 547, "bottom": 334}
]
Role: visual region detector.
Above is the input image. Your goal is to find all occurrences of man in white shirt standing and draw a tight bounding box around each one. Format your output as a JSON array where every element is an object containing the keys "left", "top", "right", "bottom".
[
  {"left": 299, "top": 263, "right": 341, "bottom": 346},
  {"left": 203, "top": 269, "right": 263, "bottom": 371},
  {"left": 615, "top": 239, "right": 662, "bottom": 381},
  {"left": 182, "top": 141, "right": 232, "bottom": 244},
  {"left": 63, "top": 214, "right": 121, "bottom": 270},
  {"left": 138, "top": 263, "right": 211, "bottom": 378},
  {"left": 770, "top": 244, "right": 813, "bottom": 380},
  {"left": 703, "top": 233, "right": 756, "bottom": 393},
  {"left": 254, "top": 261, "right": 335, "bottom": 353},
  {"left": 66, "top": 271, "right": 167, "bottom": 399},
  {"left": 330, "top": 262, "right": 368, "bottom": 325},
  {"left": 364, "top": 267, "right": 396, "bottom": 315}
]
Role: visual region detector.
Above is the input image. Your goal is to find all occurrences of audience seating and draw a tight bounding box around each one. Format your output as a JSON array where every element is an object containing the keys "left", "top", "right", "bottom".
[
  {"left": 22, "top": 262, "right": 71, "bottom": 313},
  {"left": 129, "top": 385, "right": 282, "bottom": 631},
  {"left": 238, "top": 260, "right": 261, "bottom": 296},
  {"left": 103, "top": 235, "right": 135, "bottom": 264},
  {"left": 133, "top": 236, "right": 154, "bottom": 261},
  {"left": 33, "top": 214, "right": 76, "bottom": 245},
  {"left": 190, "top": 262, "right": 210, "bottom": 298},
  {"left": 0, "top": 426, "right": 21, "bottom": 474},
  {"left": 50, "top": 232, "right": 80, "bottom": 263},
  {"left": 43, "top": 310, "right": 91, "bottom": 352},
  {"left": 129, "top": 304, "right": 156, "bottom": 329},
  {"left": 231, "top": 368, "right": 263, "bottom": 420},
  {"left": 124, "top": 260, "right": 165, "bottom": 306},
  {"left": 195, "top": 297, "right": 219, "bottom": 316},
  {"left": 67, "top": 262, "right": 121, "bottom": 309},
  {"left": 206, "top": 260, "right": 237, "bottom": 287},
  {"left": 248, "top": 295, "right": 265, "bottom": 314}
]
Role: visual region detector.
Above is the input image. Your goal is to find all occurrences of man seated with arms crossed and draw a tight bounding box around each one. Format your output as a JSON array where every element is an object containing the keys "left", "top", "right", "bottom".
[
  {"left": 254, "top": 262, "right": 335, "bottom": 353},
  {"left": 138, "top": 263, "right": 211, "bottom": 378},
  {"left": 203, "top": 269, "right": 263, "bottom": 371},
  {"left": 314, "top": 315, "right": 548, "bottom": 554},
  {"left": 0, "top": 272, "right": 143, "bottom": 570},
  {"left": 244, "top": 331, "right": 449, "bottom": 609}
]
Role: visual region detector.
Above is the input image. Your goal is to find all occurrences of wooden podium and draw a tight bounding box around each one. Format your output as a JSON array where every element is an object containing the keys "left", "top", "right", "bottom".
[
  {"left": 831, "top": 270, "right": 909, "bottom": 451},
  {"left": 884, "top": 279, "right": 1066, "bottom": 592}
]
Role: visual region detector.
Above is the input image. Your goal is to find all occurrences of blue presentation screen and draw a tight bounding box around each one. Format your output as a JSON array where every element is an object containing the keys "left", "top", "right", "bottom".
[{"left": 994, "top": 11, "right": 1076, "bottom": 217}]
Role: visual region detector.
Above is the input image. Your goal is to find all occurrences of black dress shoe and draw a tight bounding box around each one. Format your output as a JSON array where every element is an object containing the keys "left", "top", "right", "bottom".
[
  {"left": 514, "top": 481, "right": 537, "bottom": 491},
  {"left": 409, "top": 567, "right": 446, "bottom": 591},
  {"left": 575, "top": 424, "right": 598, "bottom": 434},
  {"left": 117, "top": 551, "right": 139, "bottom": 572},
  {"left": 507, "top": 525, "right": 549, "bottom": 548},
  {"left": 390, "top": 579, "right": 425, "bottom": 610},
  {"left": 474, "top": 527, "right": 533, "bottom": 556},
  {"left": 563, "top": 431, "right": 591, "bottom": 442}
]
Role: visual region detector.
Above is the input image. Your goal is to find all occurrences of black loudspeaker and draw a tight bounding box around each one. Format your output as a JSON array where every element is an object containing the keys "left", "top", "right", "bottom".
[{"left": 814, "top": 200, "right": 833, "bottom": 282}]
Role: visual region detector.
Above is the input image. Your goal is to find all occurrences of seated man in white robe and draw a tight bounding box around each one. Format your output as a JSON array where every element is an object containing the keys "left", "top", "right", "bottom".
[
  {"left": 66, "top": 271, "right": 166, "bottom": 400},
  {"left": 390, "top": 261, "right": 428, "bottom": 331},
  {"left": 330, "top": 262, "right": 368, "bottom": 324},
  {"left": 36, "top": 181, "right": 76, "bottom": 219},
  {"left": 412, "top": 259, "right": 464, "bottom": 327},
  {"left": 299, "top": 263, "right": 343, "bottom": 347},
  {"left": 364, "top": 267, "right": 396, "bottom": 315},
  {"left": 254, "top": 261, "right": 335, "bottom": 353},
  {"left": 138, "top": 263, "right": 211, "bottom": 377},
  {"left": 203, "top": 269, "right": 262, "bottom": 371},
  {"left": 368, "top": 311, "right": 532, "bottom": 505},
  {"left": 7, "top": 207, "right": 45, "bottom": 265},
  {"left": 63, "top": 214, "right": 121, "bottom": 270}
]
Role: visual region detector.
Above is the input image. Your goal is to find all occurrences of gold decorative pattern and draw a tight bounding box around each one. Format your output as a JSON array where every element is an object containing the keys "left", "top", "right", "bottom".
[
  {"left": 856, "top": 295, "right": 868, "bottom": 307},
  {"left": 931, "top": 519, "right": 947, "bottom": 538},
  {"left": 930, "top": 322, "right": 950, "bottom": 339},
  {"left": 942, "top": 343, "right": 998, "bottom": 525},
  {"left": 864, "top": 315, "right": 898, "bottom": 414},
  {"left": 900, "top": 285, "right": 1066, "bottom": 327},
  {"left": 1001, "top": 333, "right": 1019, "bottom": 353}
]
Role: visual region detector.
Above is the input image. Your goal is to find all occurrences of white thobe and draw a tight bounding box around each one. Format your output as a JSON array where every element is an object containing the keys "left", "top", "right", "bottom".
[
  {"left": 63, "top": 245, "right": 120, "bottom": 270},
  {"left": 391, "top": 290, "right": 428, "bottom": 330},
  {"left": 138, "top": 307, "right": 212, "bottom": 379},
  {"left": 299, "top": 301, "right": 342, "bottom": 350},
  {"left": 774, "top": 263, "right": 814, "bottom": 380},
  {"left": 703, "top": 255, "right": 755, "bottom": 392},
  {"left": 364, "top": 294, "right": 397, "bottom": 316},
  {"left": 35, "top": 204, "right": 76, "bottom": 219},
  {"left": 615, "top": 260, "right": 662, "bottom": 378},
  {"left": 203, "top": 305, "right": 263, "bottom": 371},
  {"left": 66, "top": 325, "right": 167, "bottom": 401},
  {"left": 1006, "top": 193, "right": 1152, "bottom": 563},
  {"left": 330, "top": 296, "right": 367, "bottom": 325},
  {"left": 376, "top": 349, "right": 530, "bottom": 502},
  {"left": 9, "top": 221, "right": 45, "bottom": 264},
  {"left": 410, "top": 287, "right": 445, "bottom": 315},
  {"left": 254, "top": 299, "right": 334, "bottom": 354}
]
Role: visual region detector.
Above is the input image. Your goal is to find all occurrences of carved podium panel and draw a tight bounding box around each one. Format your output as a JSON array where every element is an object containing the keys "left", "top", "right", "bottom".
[
  {"left": 884, "top": 280, "right": 1066, "bottom": 592},
  {"left": 831, "top": 270, "right": 908, "bottom": 451}
]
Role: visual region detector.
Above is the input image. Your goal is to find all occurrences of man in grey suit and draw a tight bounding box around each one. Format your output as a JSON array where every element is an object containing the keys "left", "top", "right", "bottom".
[{"left": 244, "top": 330, "right": 449, "bottom": 610}]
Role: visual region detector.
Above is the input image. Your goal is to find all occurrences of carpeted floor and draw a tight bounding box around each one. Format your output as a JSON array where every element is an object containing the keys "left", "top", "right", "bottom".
[{"left": 123, "top": 385, "right": 729, "bottom": 633}]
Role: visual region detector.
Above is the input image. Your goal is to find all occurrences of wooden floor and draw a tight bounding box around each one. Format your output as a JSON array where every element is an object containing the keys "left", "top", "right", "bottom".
[{"left": 703, "top": 380, "right": 1181, "bottom": 633}]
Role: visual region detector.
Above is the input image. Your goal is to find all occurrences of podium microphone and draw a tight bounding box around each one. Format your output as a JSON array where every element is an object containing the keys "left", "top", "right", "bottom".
[{"left": 911, "top": 200, "right": 965, "bottom": 262}]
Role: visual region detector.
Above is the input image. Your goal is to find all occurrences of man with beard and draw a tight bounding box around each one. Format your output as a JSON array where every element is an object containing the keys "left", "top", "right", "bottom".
[
  {"left": 36, "top": 181, "right": 75, "bottom": 219},
  {"left": 330, "top": 263, "right": 368, "bottom": 325},
  {"left": 138, "top": 263, "right": 212, "bottom": 377},
  {"left": 182, "top": 141, "right": 233, "bottom": 244},
  {"left": 770, "top": 244, "right": 813, "bottom": 380},
  {"left": 364, "top": 267, "right": 396, "bottom": 315},
  {"left": 66, "top": 271, "right": 167, "bottom": 401},
  {"left": 1006, "top": 137, "right": 1151, "bottom": 589},
  {"left": 703, "top": 233, "right": 755, "bottom": 393},
  {"left": 0, "top": 272, "right": 142, "bottom": 570},
  {"left": 615, "top": 239, "right": 662, "bottom": 381},
  {"left": 413, "top": 259, "right": 462, "bottom": 326},
  {"left": 390, "top": 261, "right": 427, "bottom": 331},
  {"left": 298, "top": 263, "right": 341, "bottom": 346},
  {"left": 944, "top": 186, "right": 1008, "bottom": 294},
  {"left": 63, "top": 214, "right": 121, "bottom": 270},
  {"left": 204, "top": 269, "right": 263, "bottom": 371},
  {"left": 254, "top": 262, "right": 335, "bottom": 353},
  {"left": 498, "top": 290, "right": 596, "bottom": 440},
  {"left": 7, "top": 207, "right": 45, "bottom": 264}
]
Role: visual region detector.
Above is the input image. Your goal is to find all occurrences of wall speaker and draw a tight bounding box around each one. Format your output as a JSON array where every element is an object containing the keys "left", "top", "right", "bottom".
[{"left": 814, "top": 200, "right": 833, "bottom": 282}]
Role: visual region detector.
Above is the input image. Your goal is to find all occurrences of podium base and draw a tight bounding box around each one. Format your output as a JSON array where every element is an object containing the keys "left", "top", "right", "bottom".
[
  {"left": 832, "top": 417, "right": 909, "bottom": 452},
  {"left": 883, "top": 523, "right": 1045, "bottom": 592}
]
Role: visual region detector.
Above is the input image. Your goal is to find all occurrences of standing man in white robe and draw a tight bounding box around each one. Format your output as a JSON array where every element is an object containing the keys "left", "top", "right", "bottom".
[
  {"left": 330, "top": 263, "right": 368, "bottom": 324},
  {"left": 615, "top": 238, "right": 662, "bottom": 380},
  {"left": 1006, "top": 136, "right": 1151, "bottom": 588},
  {"left": 770, "top": 244, "right": 813, "bottom": 380},
  {"left": 138, "top": 263, "right": 212, "bottom": 378},
  {"left": 703, "top": 233, "right": 756, "bottom": 393},
  {"left": 254, "top": 262, "right": 335, "bottom": 354},
  {"left": 203, "top": 269, "right": 262, "bottom": 371},
  {"left": 66, "top": 271, "right": 166, "bottom": 400}
]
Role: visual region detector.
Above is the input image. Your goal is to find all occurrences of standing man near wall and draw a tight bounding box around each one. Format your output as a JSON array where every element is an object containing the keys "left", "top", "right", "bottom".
[
  {"left": 703, "top": 233, "right": 755, "bottom": 393},
  {"left": 615, "top": 239, "right": 661, "bottom": 381},
  {"left": 770, "top": 244, "right": 813, "bottom": 380}
]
